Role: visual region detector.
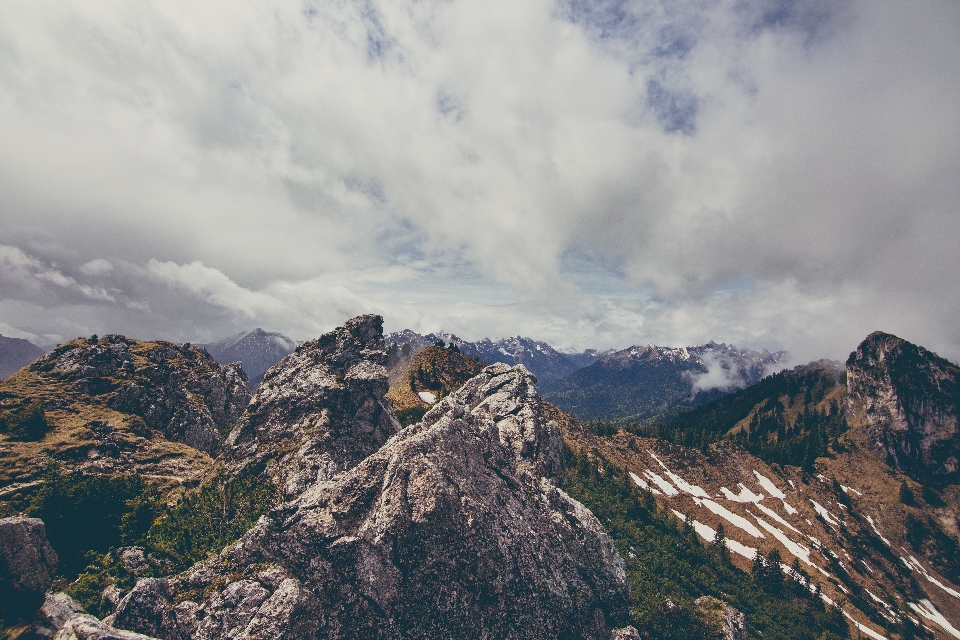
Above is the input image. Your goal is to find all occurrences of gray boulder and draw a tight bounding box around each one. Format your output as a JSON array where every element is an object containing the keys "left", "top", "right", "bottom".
[
  {"left": 113, "top": 356, "right": 631, "bottom": 638},
  {"left": 53, "top": 613, "right": 160, "bottom": 640},
  {"left": 0, "top": 516, "right": 58, "bottom": 614},
  {"left": 34, "top": 592, "right": 84, "bottom": 639}
]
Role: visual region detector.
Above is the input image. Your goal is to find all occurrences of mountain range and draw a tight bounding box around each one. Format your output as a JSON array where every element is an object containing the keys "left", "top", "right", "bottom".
[
  {"left": 545, "top": 342, "right": 788, "bottom": 423},
  {"left": 1, "top": 321, "right": 959, "bottom": 639},
  {"left": 385, "top": 330, "right": 787, "bottom": 423},
  {"left": 383, "top": 329, "right": 611, "bottom": 389}
]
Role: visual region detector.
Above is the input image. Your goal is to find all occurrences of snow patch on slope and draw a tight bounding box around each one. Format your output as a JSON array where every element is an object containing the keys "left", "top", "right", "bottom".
[
  {"left": 630, "top": 471, "right": 662, "bottom": 495},
  {"left": 701, "top": 498, "right": 765, "bottom": 538},
  {"left": 909, "top": 600, "right": 960, "bottom": 639},
  {"left": 753, "top": 470, "right": 787, "bottom": 499},
  {"left": 721, "top": 484, "right": 764, "bottom": 503}
]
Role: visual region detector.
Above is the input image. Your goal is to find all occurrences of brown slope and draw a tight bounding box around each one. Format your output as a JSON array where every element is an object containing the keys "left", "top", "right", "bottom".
[
  {"left": 385, "top": 345, "right": 484, "bottom": 415},
  {"left": 557, "top": 402, "right": 960, "bottom": 640},
  {"left": 0, "top": 335, "right": 250, "bottom": 513}
]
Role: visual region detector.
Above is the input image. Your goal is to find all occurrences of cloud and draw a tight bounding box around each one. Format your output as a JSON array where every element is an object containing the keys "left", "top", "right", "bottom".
[
  {"left": 0, "top": 0, "right": 958, "bottom": 362},
  {"left": 686, "top": 351, "right": 754, "bottom": 395},
  {"left": 146, "top": 259, "right": 286, "bottom": 319},
  {"left": 79, "top": 259, "right": 114, "bottom": 276}
]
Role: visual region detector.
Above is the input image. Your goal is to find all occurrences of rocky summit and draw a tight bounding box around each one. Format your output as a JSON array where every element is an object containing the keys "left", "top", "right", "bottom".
[
  {"left": 847, "top": 331, "right": 960, "bottom": 485},
  {"left": 0, "top": 336, "right": 250, "bottom": 513},
  {"left": 110, "top": 358, "right": 633, "bottom": 639},
  {"left": 223, "top": 315, "right": 400, "bottom": 499}
]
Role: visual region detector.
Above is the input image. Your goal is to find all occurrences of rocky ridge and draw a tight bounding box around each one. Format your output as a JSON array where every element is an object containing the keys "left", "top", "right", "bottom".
[
  {"left": 847, "top": 331, "right": 960, "bottom": 485},
  {"left": 0, "top": 336, "right": 250, "bottom": 512},
  {"left": 106, "top": 325, "right": 633, "bottom": 639},
  {"left": 222, "top": 315, "right": 399, "bottom": 500}
]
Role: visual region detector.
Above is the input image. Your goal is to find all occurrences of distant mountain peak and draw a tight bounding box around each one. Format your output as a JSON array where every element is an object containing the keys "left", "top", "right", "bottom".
[
  {"left": 0, "top": 334, "right": 45, "bottom": 381},
  {"left": 200, "top": 328, "right": 297, "bottom": 388}
]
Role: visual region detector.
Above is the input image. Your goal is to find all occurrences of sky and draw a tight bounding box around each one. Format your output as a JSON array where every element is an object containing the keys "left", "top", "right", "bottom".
[{"left": 1, "top": 0, "right": 958, "bottom": 365}]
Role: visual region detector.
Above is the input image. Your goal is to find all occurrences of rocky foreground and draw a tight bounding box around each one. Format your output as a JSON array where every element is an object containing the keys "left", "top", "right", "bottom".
[
  {"left": 5, "top": 320, "right": 960, "bottom": 639},
  {"left": 2, "top": 316, "right": 638, "bottom": 639}
]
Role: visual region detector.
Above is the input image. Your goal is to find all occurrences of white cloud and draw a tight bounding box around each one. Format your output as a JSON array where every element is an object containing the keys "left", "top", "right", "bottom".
[
  {"left": 146, "top": 259, "right": 286, "bottom": 319},
  {"left": 79, "top": 258, "right": 114, "bottom": 276},
  {"left": 0, "top": 0, "right": 958, "bottom": 361}
]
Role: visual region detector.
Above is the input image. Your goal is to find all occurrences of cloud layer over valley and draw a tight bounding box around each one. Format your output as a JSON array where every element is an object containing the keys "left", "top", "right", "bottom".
[{"left": 1, "top": 0, "right": 958, "bottom": 363}]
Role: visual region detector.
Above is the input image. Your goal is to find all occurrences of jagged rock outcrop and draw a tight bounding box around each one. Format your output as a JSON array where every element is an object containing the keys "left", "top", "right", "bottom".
[
  {"left": 223, "top": 315, "right": 400, "bottom": 498},
  {"left": 695, "top": 597, "right": 747, "bottom": 640},
  {"left": 847, "top": 331, "right": 960, "bottom": 483},
  {"left": 0, "top": 517, "right": 58, "bottom": 614},
  {"left": 112, "top": 358, "right": 632, "bottom": 639}
]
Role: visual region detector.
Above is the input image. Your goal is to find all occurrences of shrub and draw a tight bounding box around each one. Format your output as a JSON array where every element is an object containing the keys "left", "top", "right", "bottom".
[
  {"left": 0, "top": 400, "right": 51, "bottom": 441},
  {"left": 27, "top": 469, "right": 156, "bottom": 576},
  {"left": 145, "top": 469, "right": 278, "bottom": 571}
]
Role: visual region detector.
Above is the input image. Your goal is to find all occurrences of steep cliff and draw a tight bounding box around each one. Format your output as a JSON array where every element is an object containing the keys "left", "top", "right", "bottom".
[{"left": 847, "top": 331, "right": 960, "bottom": 485}]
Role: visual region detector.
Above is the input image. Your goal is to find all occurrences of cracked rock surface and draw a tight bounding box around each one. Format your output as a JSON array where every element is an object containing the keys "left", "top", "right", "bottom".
[
  {"left": 0, "top": 517, "right": 58, "bottom": 613},
  {"left": 223, "top": 314, "right": 400, "bottom": 499},
  {"left": 113, "top": 334, "right": 631, "bottom": 639}
]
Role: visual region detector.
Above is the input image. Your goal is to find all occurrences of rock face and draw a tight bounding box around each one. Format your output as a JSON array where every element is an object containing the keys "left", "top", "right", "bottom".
[
  {"left": 34, "top": 592, "right": 84, "bottom": 639},
  {"left": 223, "top": 315, "right": 400, "bottom": 499},
  {"left": 112, "top": 351, "right": 631, "bottom": 638},
  {"left": 23, "top": 335, "right": 250, "bottom": 455},
  {"left": 847, "top": 331, "right": 960, "bottom": 483},
  {"left": 0, "top": 517, "right": 58, "bottom": 614}
]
